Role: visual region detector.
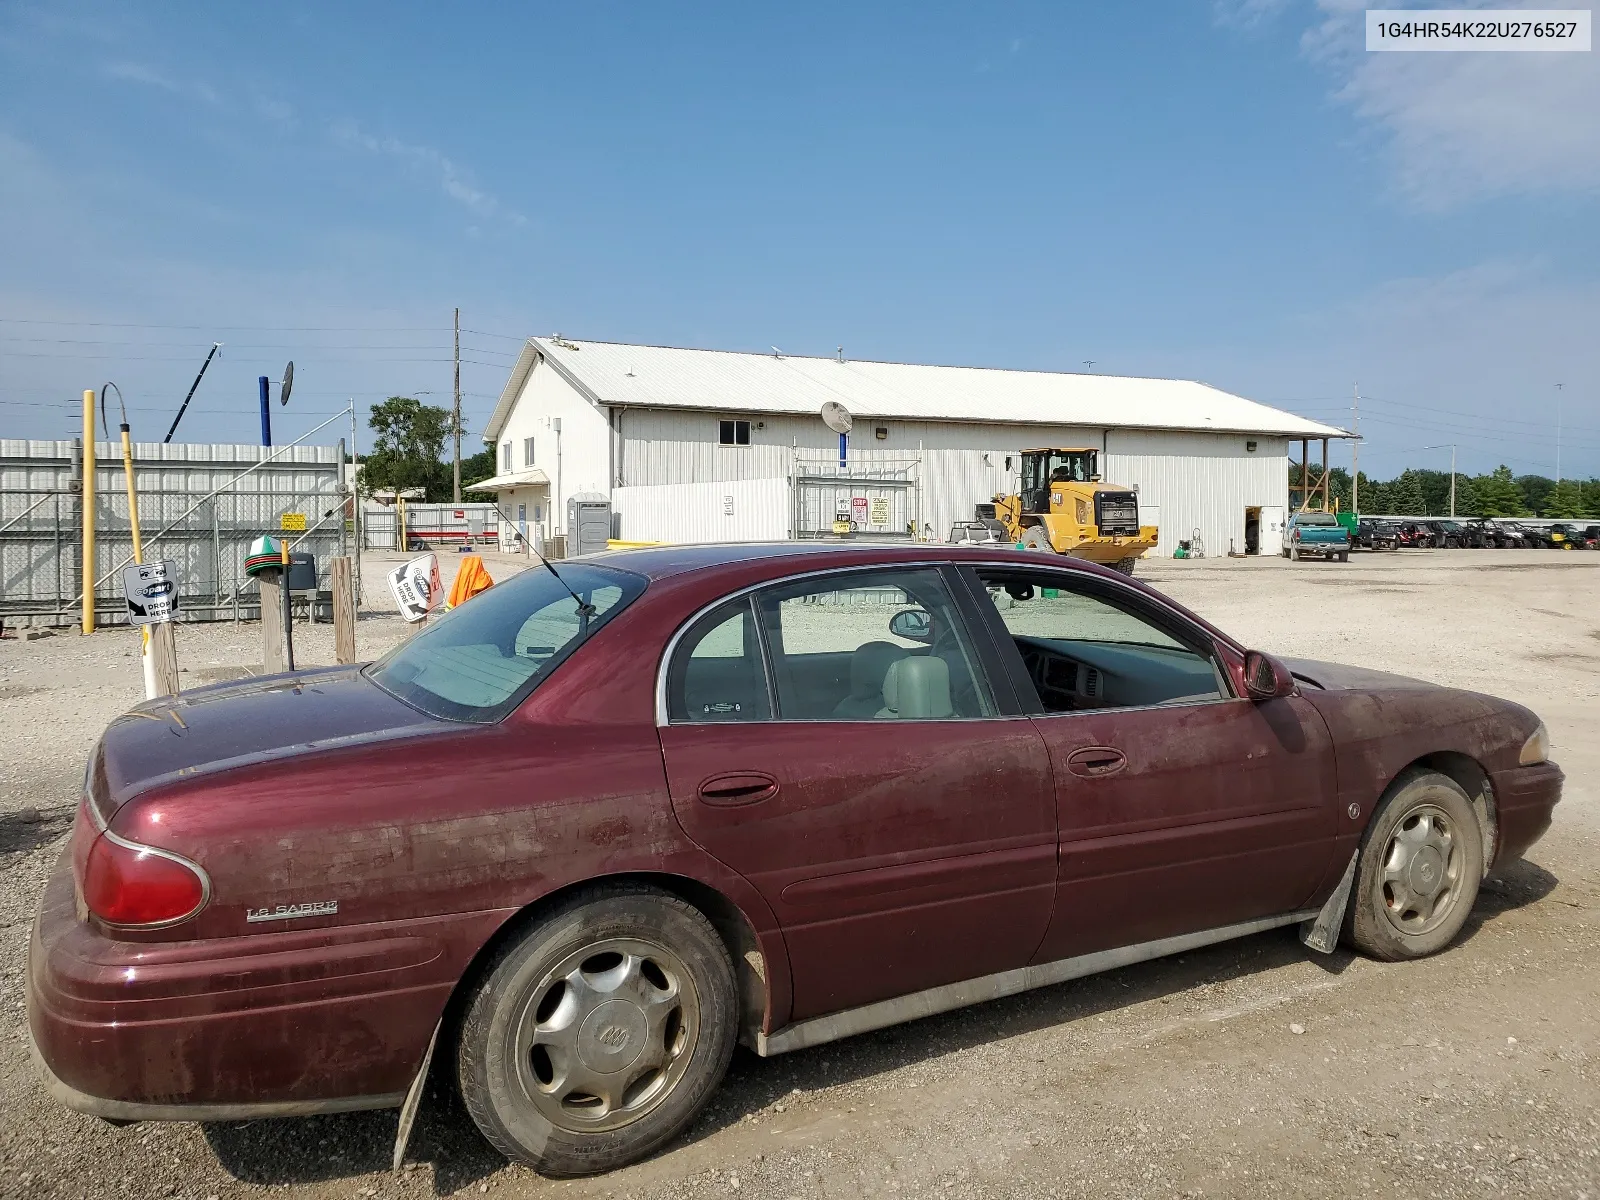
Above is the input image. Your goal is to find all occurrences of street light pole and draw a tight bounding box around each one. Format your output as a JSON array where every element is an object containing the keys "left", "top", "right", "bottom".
[{"left": 1423, "top": 444, "right": 1457, "bottom": 517}]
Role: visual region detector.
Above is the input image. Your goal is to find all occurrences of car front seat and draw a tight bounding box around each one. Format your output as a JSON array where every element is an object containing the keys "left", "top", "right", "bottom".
[
  {"left": 875, "top": 655, "right": 954, "bottom": 720},
  {"left": 832, "top": 640, "right": 908, "bottom": 719}
]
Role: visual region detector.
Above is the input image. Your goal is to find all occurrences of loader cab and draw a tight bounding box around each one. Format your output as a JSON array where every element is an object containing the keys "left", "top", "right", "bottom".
[{"left": 1020, "top": 448, "right": 1099, "bottom": 514}]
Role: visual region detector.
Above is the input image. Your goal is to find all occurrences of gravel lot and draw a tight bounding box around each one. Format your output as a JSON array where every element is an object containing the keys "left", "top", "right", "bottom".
[{"left": 2, "top": 548, "right": 1596, "bottom": 1199}]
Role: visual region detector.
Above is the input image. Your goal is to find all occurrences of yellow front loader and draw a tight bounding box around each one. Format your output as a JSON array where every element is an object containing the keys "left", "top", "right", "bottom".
[{"left": 976, "top": 448, "right": 1158, "bottom": 575}]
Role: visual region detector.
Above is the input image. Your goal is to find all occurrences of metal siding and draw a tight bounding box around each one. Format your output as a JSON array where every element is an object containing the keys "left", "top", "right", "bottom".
[
  {"left": 613, "top": 478, "right": 790, "bottom": 543},
  {"left": 1104, "top": 432, "right": 1289, "bottom": 558}
]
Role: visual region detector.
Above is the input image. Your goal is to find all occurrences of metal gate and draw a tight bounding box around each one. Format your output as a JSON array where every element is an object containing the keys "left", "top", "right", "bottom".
[
  {"left": 0, "top": 439, "right": 346, "bottom": 628},
  {"left": 792, "top": 458, "right": 920, "bottom": 540}
]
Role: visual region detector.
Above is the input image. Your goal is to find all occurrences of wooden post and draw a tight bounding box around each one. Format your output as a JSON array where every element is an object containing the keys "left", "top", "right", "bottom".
[
  {"left": 331, "top": 556, "right": 356, "bottom": 664},
  {"left": 260, "top": 568, "right": 285, "bottom": 674},
  {"left": 148, "top": 621, "right": 180, "bottom": 696}
]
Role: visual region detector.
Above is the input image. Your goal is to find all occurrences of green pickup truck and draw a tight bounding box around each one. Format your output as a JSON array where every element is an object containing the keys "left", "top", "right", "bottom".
[{"left": 1283, "top": 510, "right": 1350, "bottom": 562}]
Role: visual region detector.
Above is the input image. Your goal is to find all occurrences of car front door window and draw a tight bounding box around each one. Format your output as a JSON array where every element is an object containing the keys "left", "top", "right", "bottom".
[{"left": 973, "top": 573, "right": 1225, "bottom": 713}]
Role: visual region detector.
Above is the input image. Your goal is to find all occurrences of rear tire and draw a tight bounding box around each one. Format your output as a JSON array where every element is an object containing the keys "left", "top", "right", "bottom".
[
  {"left": 1344, "top": 771, "right": 1484, "bottom": 962},
  {"left": 1113, "top": 557, "right": 1137, "bottom": 576},
  {"left": 457, "top": 885, "right": 738, "bottom": 1177},
  {"left": 1338, "top": 551, "right": 1349, "bottom": 563},
  {"left": 1022, "top": 526, "right": 1058, "bottom": 554},
  {"left": 1289, "top": 544, "right": 1300, "bottom": 561}
]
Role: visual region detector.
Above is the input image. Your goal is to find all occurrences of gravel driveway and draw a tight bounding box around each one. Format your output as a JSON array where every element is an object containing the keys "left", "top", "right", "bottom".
[{"left": 2, "top": 548, "right": 1596, "bottom": 1199}]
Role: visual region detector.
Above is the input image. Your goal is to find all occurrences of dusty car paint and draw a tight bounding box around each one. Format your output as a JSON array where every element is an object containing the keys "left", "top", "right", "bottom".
[{"left": 29, "top": 543, "right": 1561, "bottom": 1123}]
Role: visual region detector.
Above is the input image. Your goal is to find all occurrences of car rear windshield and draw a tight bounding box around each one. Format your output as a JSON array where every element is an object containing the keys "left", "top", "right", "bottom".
[
  {"left": 1296, "top": 512, "right": 1340, "bottom": 526},
  {"left": 366, "top": 562, "right": 646, "bottom": 723}
]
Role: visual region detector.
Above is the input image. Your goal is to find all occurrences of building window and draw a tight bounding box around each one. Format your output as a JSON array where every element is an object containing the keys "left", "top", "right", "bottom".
[
  {"left": 718, "top": 419, "right": 751, "bottom": 447},
  {"left": 502, "top": 441, "right": 512, "bottom": 471},
  {"left": 523, "top": 436, "right": 536, "bottom": 466}
]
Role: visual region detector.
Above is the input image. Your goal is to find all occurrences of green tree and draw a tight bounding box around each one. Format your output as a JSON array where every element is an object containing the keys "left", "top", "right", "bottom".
[
  {"left": 1360, "top": 477, "right": 1392, "bottom": 515},
  {"left": 1586, "top": 480, "right": 1600, "bottom": 520},
  {"left": 1450, "top": 474, "right": 1482, "bottom": 517},
  {"left": 1388, "top": 469, "right": 1426, "bottom": 516},
  {"left": 1517, "top": 474, "right": 1555, "bottom": 515},
  {"left": 1544, "top": 479, "right": 1588, "bottom": 519},
  {"left": 1474, "top": 465, "right": 1530, "bottom": 517},
  {"left": 358, "top": 396, "right": 454, "bottom": 502},
  {"left": 460, "top": 446, "right": 498, "bottom": 487}
]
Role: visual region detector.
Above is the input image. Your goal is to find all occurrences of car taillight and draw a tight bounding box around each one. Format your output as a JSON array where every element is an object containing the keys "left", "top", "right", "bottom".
[{"left": 80, "top": 828, "right": 210, "bottom": 928}]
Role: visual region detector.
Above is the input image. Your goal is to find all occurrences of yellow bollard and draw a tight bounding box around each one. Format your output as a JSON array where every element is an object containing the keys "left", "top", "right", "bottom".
[{"left": 81, "top": 390, "right": 96, "bottom": 634}]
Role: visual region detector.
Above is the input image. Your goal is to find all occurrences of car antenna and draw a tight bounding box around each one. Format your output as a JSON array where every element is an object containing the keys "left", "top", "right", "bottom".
[{"left": 487, "top": 500, "right": 596, "bottom": 621}]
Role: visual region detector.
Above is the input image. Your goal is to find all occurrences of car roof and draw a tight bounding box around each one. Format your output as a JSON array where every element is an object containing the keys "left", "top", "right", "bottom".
[{"left": 576, "top": 540, "right": 1110, "bottom": 582}]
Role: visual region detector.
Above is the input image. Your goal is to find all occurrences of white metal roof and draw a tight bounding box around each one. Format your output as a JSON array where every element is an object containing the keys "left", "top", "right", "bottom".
[
  {"left": 485, "top": 338, "right": 1348, "bottom": 442},
  {"left": 463, "top": 467, "right": 549, "bottom": 492}
]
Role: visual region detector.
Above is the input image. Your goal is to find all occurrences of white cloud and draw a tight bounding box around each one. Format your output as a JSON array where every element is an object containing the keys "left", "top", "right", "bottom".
[
  {"left": 329, "top": 119, "right": 522, "bottom": 224},
  {"left": 1304, "top": 0, "right": 1600, "bottom": 208},
  {"left": 1212, "top": 0, "right": 1293, "bottom": 30},
  {"left": 105, "top": 61, "right": 180, "bottom": 92}
]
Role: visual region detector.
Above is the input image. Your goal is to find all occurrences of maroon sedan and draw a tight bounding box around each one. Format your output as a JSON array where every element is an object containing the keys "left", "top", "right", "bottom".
[{"left": 30, "top": 543, "right": 1560, "bottom": 1177}]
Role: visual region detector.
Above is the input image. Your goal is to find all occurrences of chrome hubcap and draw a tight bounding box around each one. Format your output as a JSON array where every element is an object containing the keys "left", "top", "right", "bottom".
[
  {"left": 1377, "top": 803, "right": 1463, "bottom": 936},
  {"left": 512, "top": 938, "right": 698, "bottom": 1132}
]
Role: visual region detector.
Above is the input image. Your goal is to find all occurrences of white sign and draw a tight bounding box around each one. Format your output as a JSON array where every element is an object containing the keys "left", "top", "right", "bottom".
[
  {"left": 870, "top": 496, "right": 890, "bottom": 526},
  {"left": 850, "top": 496, "right": 869, "bottom": 525},
  {"left": 387, "top": 553, "right": 442, "bottom": 623},
  {"left": 723, "top": 494, "right": 735, "bottom": 516},
  {"left": 122, "top": 560, "right": 179, "bottom": 626}
]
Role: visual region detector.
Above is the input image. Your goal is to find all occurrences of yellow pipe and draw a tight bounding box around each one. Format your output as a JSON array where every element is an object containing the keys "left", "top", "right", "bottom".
[
  {"left": 121, "top": 425, "right": 152, "bottom": 662},
  {"left": 81, "top": 390, "right": 96, "bottom": 634}
]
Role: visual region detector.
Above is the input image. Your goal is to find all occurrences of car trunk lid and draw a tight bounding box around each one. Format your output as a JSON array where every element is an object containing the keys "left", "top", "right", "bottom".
[{"left": 87, "top": 665, "right": 453, "bottom": 823}]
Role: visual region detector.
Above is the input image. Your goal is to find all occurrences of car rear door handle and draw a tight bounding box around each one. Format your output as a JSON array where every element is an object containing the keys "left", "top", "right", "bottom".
[
  {"left": 696, "top": 772, "right": 780, "bottom": 806},
  {"left": 1065, "top": 746, "right": 1127, "bottom": 778}
]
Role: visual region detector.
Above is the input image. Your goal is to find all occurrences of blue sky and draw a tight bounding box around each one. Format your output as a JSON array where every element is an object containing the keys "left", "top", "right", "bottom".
[{"left": 2, "top": 0, "right": 1597, "bottom": 479}]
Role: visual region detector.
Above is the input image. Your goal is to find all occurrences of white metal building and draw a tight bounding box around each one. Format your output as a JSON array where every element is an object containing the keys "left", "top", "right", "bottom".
[{"left": 472, "top": 337, "right": 1347, "bottom": 559}]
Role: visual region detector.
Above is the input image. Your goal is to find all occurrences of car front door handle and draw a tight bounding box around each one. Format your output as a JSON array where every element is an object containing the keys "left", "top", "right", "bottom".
[
  {"left": 1065, "top": 746, "right": 1128, "bottom": 778},
  {"left": 696, "top": 772, "right": 780, "bottom": 807}
]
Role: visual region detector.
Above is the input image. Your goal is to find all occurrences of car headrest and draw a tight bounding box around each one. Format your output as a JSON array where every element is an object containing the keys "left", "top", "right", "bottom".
[
  {"left": 849, "top": 640, "right": 907, "bottom": 699},
  {"left": 878, "top": 655, "right": 953, "bottom": 719}
]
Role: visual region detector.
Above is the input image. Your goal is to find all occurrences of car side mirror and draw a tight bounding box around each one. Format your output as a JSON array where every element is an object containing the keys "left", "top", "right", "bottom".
[
  {"left": 889, "top": 608, "right": 933, "bottom": 643},
  {"left": 1243, "top": 650, "right": 1296, "bottom": 701}
]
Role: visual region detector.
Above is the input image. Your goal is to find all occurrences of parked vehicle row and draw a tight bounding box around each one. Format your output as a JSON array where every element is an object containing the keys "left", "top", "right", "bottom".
[{"left": 1353, "top": 518, "right": 1600, "bottom": 551}]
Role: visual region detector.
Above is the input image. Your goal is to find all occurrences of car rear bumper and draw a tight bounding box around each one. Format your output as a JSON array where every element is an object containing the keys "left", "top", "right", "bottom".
[
  {"left": 1490, "top": 760, "right": 1563, "bottom": 866},
  {"left": 27, "top": 852, "right": 511, "bottom": 1119}
]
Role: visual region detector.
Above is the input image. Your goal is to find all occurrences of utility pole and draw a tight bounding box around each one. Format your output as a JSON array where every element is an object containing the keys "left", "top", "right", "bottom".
[
  {"left": 1423, "top": 443, "right": 1457, "bottom": 516},
  {"left": 452, "top": 306, "right": 462, "bottom": 504},
  {"left": 1554, "top": 383, "right": 1563, "bottom": 484},
  {"left": 1351, "top": 383, "right": 1360, "bottom": 515},
  {"left": 1448, "top": 444, "right": 1456, "bottom": 517}
]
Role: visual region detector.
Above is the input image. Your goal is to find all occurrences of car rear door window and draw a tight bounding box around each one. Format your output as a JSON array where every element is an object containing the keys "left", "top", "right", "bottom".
[
  {"left": 754, "top": 568, "right": 993, "bottom": 720},
  {"left": 666, "top": 599, "right": 772, "bottom": 722},
  {"left": 968, "top": 570, "right": 1226, "bottom": 713}
]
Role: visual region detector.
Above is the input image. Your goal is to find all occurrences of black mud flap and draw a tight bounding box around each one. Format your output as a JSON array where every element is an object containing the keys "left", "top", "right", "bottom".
[{"left": 1299, "top": 851, "right": 1358, "bottom": 955}]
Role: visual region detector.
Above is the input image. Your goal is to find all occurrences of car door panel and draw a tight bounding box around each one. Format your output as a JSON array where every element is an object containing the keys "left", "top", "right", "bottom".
[
  {"left": 1030, "top": 693, "right": 1339, "bottom": 963},
  {"left": 660, "top": 718, "right": 1056, "bottom": 1022}
]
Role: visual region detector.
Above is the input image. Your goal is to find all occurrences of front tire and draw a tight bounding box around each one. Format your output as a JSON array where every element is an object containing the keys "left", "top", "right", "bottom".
[
  {"left": 457, "top": 886, "right": 738, "bottom": 1177},
  {"left": 1344, "top": 771, "right": 1484, "bottom": 962}
]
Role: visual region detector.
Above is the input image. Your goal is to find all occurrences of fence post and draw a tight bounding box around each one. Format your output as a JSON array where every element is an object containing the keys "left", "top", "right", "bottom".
[
  {"left": 149, "top": 621, "right": 180, "bottom": 695},
  {"left": 332, "top": 556, "right": 356, "bottom": 664},
  {"left": 260, "top": 569, "right": 285, "bottom": 674}
]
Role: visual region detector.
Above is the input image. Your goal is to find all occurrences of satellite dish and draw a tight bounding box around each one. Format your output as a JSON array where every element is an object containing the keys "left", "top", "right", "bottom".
[
  {"left": 280, "top": 360, "right": 294, "bottom": 406},
  {"left": 821, "top": 401, "right": 853, "bottom": 434}
]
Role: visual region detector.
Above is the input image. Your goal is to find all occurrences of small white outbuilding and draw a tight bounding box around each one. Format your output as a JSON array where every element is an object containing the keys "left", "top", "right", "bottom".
[{"left": 474, "top": 337, "right": 1347, "bottom": 559}]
